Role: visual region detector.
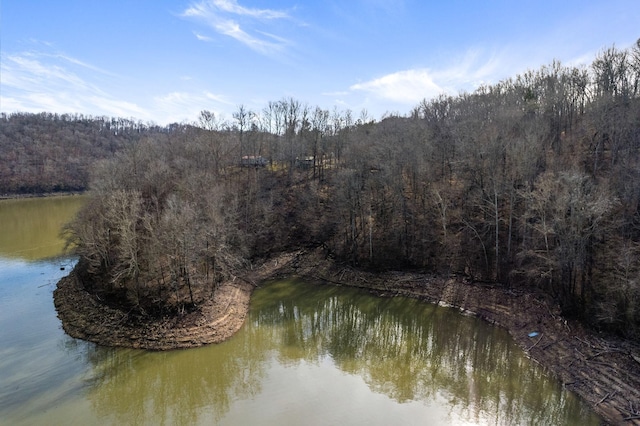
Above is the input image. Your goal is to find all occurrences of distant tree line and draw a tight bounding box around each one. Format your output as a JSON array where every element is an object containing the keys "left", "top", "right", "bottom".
[
  {"left": 7, "top": 41, "right": 640, "bottom": 338},
  {"left": 0, "top": 113, "right": 167, "bottom": 194}
]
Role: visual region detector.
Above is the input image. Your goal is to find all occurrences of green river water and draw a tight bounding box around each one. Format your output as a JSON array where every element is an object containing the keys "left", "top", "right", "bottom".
[{"left": 0, "top": 196, "right": 602, "bottom": 425}]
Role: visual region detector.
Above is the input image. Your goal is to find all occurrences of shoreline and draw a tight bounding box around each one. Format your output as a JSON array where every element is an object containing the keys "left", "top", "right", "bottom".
[
  {"left": 0, "top": 191, "right": 84, "bottom": 200},
  {"left": 54, "top": 249, "right": 640, "bottom": 425},
  {"left": 53, "top": 251, "right": 302, "bottom": 350},
  {"left": 54, "top": 271, "right": 254, "bottom": 350}
]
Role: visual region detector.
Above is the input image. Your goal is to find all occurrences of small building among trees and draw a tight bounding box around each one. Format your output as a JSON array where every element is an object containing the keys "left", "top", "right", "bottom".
[{"left": 240, "top": 155, "right": 267, "bottom": 167}]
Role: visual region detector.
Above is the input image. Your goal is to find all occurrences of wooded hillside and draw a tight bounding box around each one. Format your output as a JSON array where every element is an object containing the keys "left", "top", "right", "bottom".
[
  {"left": 4, "top": 41, "right": 640, "bottom": 339},
  {"left": 0, "top": 113, "right": 162, "bottom": 194}
]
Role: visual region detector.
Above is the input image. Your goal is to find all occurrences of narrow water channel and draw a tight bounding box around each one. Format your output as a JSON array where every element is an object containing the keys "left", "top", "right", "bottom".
[{"left": 0, "top": 196, "right": 602, "bottom": 425}]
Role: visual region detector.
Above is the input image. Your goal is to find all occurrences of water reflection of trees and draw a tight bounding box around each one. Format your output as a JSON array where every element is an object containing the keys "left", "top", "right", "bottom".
[
  {"left": 82, "top": 328, "right": 269, "bottom": 424},
  {"left": 81, "top": 280, "right": 596, "bottom": 425},
  {"left": 252, "top": 281, "right": 597, "bottom": 425}
]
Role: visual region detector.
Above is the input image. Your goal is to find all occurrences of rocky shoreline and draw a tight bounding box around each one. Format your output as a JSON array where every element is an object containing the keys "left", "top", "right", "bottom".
[{"left": 55, "top": 249, "right": 640, "bottom": 424}]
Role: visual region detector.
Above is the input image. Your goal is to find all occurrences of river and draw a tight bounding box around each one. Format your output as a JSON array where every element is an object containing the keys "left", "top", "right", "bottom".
[{"left": 0, "top": 196, "right": 602, "bottom": 425}]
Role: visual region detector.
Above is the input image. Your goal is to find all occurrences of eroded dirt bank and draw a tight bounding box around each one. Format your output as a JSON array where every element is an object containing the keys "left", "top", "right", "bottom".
[
  {"left": 54, "top": 252, "right": 302, "bottom": 350},
  {"left": 55, "top": 249, "right": 640, "bottom": 424},
  {"left": 54, "top": 273, "right": 252, "bottom": 350}
]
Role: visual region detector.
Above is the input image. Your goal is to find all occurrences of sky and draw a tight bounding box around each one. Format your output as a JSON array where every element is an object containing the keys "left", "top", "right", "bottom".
[{"left": 1, "top": 0, "right": 639, "bottom": 125}]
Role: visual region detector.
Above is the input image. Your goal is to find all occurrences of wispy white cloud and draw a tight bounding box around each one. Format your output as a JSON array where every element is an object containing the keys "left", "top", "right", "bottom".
[
  {"left": 0, "top": 50, "right": 151, "bottom": 120},
  {"left": 203, "top": 0, "right": 290, "bottom": 19},
  {"left": 153, "top": 91, "right": 232, "bottom": 124},
  {"left": 194, "top": 32, "right": 213, "bottom": 42},
  {"left": 204, "top": 91, "right": 231, "bottom": 104},
  {"left": 49, "top": 53, "right": 117, "bottom": 76},
  {"left": 349, "top": 47, "right": 517, "bottom": 106},
  {"left": 181, "top": 0, "right": 294, "bottom": 56},
  {"left": 350, "top": 69, "right": 443, "bottom": 104},
  {"left": 3, "top": 54, "right": 98, "bottom": 94},
  {"left": 0, "top": 46, "right": 238, "bottom": 125},
  {"left": 88, "top": 97, "right": 149, "bottom": 119},
  {"left": 431, "top": 48, "right": 506, "bottom": 91}
]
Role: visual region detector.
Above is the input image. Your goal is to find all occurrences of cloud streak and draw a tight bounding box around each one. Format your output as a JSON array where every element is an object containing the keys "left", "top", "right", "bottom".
[
  {"left": 0, "top": 50, "right": 150, "bottom": 120},
  {"left": 153, "top": 90, "right": 233, "bottom": 123},
  {"left": 349, "top": 48, "right": 516, "bottom": 105},
  {"left": 0, "top": 46, "right": 236, "bottom": 125},
  {"left": 351, "top": 69, "right": 444, "bottom": 104},
  {"left": 204, "top": 0, "right": 290, "bottom": 19},
  {"left": 181, "top": 0, "right": 294, "bottom": 56}
]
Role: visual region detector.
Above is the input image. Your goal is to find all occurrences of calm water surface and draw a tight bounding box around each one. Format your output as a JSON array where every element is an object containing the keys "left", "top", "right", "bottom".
[{"left": 0, "top": 196, "right": 602, "bottom": 425}]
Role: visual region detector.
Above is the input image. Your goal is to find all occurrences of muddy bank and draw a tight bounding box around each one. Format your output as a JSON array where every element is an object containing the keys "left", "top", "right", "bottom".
[
  {"left": 54, "top": 252, "right": 301, "bottom": 350},
  {"left": 55, "top": 248, "right": 640, "bottom": 424},
  {"left": 54, "top": 273, "right": 253, "bottom": 350}
]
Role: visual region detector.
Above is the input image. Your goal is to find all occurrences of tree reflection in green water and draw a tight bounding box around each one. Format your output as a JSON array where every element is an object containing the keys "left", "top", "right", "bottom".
[
  {"left": 250, "top": 280, "right": 597, "bottom": 425},
  {"left": 81, "top": 280, "right": 598, "bottom": 425},
  {"left": 83, "top": 336, "right": 268, "bottom": 425}
]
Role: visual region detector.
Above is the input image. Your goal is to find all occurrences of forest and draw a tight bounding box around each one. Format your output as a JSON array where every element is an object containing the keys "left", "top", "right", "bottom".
[{"left": 3, "top": 41, "right": 640, "bottom": 340}]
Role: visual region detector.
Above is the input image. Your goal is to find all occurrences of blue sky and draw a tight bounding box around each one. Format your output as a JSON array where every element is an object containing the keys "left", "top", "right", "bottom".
[{"left": 1, "top": 0, "right": 638, "bottom": 125}]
